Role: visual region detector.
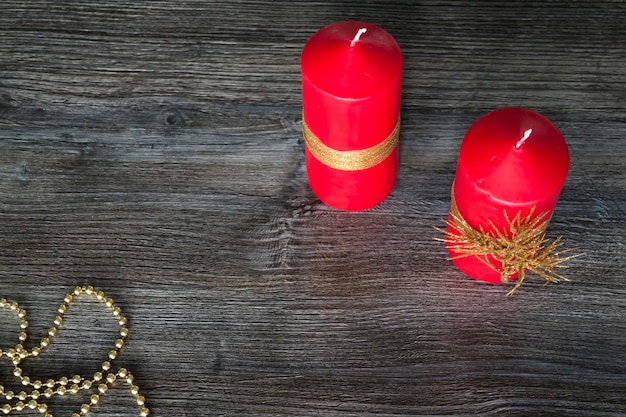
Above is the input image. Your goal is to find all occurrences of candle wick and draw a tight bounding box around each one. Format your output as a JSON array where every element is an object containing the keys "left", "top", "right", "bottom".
[
  {"left": 350, "top": 28, "right": 368, "bottom": 47},
  {"left": 515, "top": 128, "right": 533, "bottom": 149}
]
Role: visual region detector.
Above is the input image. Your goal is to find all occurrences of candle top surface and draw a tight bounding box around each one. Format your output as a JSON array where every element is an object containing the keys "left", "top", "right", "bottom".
[
  {"left": 457, "top": 107, "right": 569, "bottom": 204},
  {"left": 301, "top": 21, "right": 403, "bottom": 99}
]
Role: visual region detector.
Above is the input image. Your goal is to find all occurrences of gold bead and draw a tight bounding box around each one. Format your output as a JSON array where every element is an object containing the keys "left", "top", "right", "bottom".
[
  {"left": 30, "top": 347, "right": 40, "bottom": 356},
  {"left": 69, "top": 384, "right": 79, "bottom": 394},
  {"left": 139, "top": 406, "right": 150, "bottom": 417},
  {"left": 5, "top": 390, "right": 14, "bottom": 400},
  {"left": 31, "top": 390, "right": 40, "bottom": 399},
  {"left": 130, "top": 384, "right": 139, "bottom": 395},
  {"left": 136, "top": 395, "right": 145, "bottom": 406},
  {"left": 57, "top": 386, "right": 66, "bottom": 396},
  {"left": 13, "top": 367, "right": 22, "bottom": 377},
  {"left": 96, "top": 291, "right": 105, "bottom": 300},
  {"left": 40, "top": 337, "right": 50, "bottom": 348},
  {"left": 33, "top": 380, "right": 42, "bottom": 389},
  {"left": 93, "top": 372, "right": 103, "bottom": 381},
  {"left": 9, "top": 302, "right": 18, "bottom": 311},
  {"left": 48, "top": 327, "right": 57, "bottom": 337},
  {"left": 0, "top": 298, "right": 6, "bottom": 307},
  {"left": 21, "top": 376, "right": 30, "bottom": 385},
  {"left": 118, "top": 368, "right": 128, "bottom": 378},
  {"left": 105, "top": 298, "right": 114, "bottom": 307},
  {"left": 106, "top": 373, "right": 116, "bottom": 383},
  {"left": 82, "top": 380, "right": 92, "bottom": 389},
  {"left": 0, "top": 386, "right": 3, "bottom": 394},
  {"left": 73, "top": 287, "right": 81, "bottom": 295},
  {"left": 102, "top": 361, "right": 111, "bottom": 371},
  {"left": 126, "top": 374, "right": 134, "bottom": 384},
  {"left": 27, "top": 400, "right": 37, "bottom": 409},
  {"left": 17, "top": 309, "right": 26, "bottom": 318},
  {"left": 43, "top": 388, "right": 53, "bottom": 398},
  {"left": 45, "top": 379, "right": 55, "bottom": 388},
  {"left": 90, "top": 394, "right": 99, "bottom": 405},
  {"left": 97, "top": 384, "right": 108, "bottom": 394},
  {"left": 115, "top": 339, "right": 124, "bottom": 349},
  {"left": 1, "top": 404, "right": 11, "bottom": 414},
  {"left": 17, "top": 391, "right": 27, "bottom": 401},
  {"left": 53, "top": 316, "right": 63, "bottom": 326},
  {"left": 59, "top": 376, "right": 68, "bottom": 386},
  {"left": 71, "top": 375, "right": 81, "bottom": 384},
  {"left": 20, "top": 319, "right": 28, "bottom": 329},
  {"left": 120, "top": 327, "right": 129, "bottom": 337},
  {"left": 85, "top": 286, "right": 95, "bottom": 294},
  {"left": 14, "top": 402, "right": 24, "bottom": 411},
  {"left": 18, "top": 332, "right": 27, "bottom": 342},
  {"left": 108, "top": 350, "right": 118, "bottom": 360},
  {"left": 38, "top": 403, "right": 48, "bottom": 413},
  {"left": 64, "top": 294, "right": 73, "bottom": 303},
  {"left": 118, "top": 317, "right": 127, "bottom": 326},
  {"left": 80, "top": 403, "right": 90, "bottom": 414}
]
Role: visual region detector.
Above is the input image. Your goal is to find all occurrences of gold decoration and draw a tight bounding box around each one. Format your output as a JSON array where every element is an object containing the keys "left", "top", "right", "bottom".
[
  {"left": 436, "top": 197, "right": 580, "bottom": 296},
  {"left": 0, "top": 286, "right": 149, "bottom": 417},
  {"left": 302, "top": 117, "right": 400, "bottom": 171}
]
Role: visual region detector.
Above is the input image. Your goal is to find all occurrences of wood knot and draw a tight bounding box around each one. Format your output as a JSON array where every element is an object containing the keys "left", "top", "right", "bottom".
[
  {"left": 15, "top": 162, "right": 32, "bottom": 184},
  {"left": 162, "top": 108, "right": 189, "bottom": 127}
]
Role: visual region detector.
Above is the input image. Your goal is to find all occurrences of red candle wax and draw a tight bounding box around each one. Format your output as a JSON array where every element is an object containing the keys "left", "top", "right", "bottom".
[
  {"left": 301, "top": 21, "right": 403, "bottom": 211},
  {"left": 447, "top": 107, "right": 570, "bottom": 283}
]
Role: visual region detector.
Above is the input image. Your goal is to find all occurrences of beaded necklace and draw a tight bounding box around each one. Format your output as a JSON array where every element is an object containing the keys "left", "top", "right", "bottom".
[{"left": 0, "top": 286, "right": 148, "bottom": 417}]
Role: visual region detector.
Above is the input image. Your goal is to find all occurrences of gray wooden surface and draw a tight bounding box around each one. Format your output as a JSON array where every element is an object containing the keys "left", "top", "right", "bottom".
[{"left": 1, "top": 1, "right": 625, "bottom": 416}]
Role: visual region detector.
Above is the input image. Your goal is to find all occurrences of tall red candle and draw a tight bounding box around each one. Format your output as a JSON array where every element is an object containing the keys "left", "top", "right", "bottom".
[
  {"left": 301, "top": 21, "right": 403, "bottom": 211},
  {"left": 446, "top": 107, "right": 570, "bottom": 284}
]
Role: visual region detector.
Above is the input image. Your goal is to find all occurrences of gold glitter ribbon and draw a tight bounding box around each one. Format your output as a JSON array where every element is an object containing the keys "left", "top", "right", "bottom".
[
  {"left": 436, "top": 193, "right": 579, "bottom": 296},
  {"left": 302, "top": 117, "right": 400, "bottom": 171},
  {"left": 0, "top": 286, "right": 149, "bottom": 416}
]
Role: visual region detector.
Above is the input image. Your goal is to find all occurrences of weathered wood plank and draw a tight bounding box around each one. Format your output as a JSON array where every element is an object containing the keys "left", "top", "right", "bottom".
[{"left": 0, "top": 1, "right": 625, "bottom": 416}]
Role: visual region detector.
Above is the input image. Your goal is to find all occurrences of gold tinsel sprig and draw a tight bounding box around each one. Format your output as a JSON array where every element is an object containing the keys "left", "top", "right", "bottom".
[{"left": 437, "top": 204, "right": 581, "bottom": 296}]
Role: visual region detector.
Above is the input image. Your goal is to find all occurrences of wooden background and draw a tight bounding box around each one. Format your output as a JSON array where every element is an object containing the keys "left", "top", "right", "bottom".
[{"left": 1, "top": 1, "right": 625, "bottom": 416}]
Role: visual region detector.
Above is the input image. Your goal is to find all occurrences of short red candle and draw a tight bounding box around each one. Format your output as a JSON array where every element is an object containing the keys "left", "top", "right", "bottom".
[
  {"left": 447, "top": 107, "right": 570, "bottom": 283},
  {"left": 301, "top": 21, "right": 403, "bottom": 211}
]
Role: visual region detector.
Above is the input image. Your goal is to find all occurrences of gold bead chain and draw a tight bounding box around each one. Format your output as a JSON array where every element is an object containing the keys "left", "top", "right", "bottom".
[{"left": 0, "top": 286, "right": 149, "bottom": 417}]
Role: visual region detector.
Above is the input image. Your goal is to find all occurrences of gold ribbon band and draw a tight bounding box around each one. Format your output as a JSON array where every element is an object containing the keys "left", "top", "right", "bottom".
[
  {"left": 302, "top": 117, "right": 399, "bottom": 171},
  {"left": 436, "top": 191, "right": 579, "bottom": 295}
]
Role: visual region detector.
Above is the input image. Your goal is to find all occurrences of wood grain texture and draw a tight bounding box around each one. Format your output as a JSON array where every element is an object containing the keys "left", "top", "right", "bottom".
[{"left": 1, "top": 1, "right": 625, "bottom": 416}]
